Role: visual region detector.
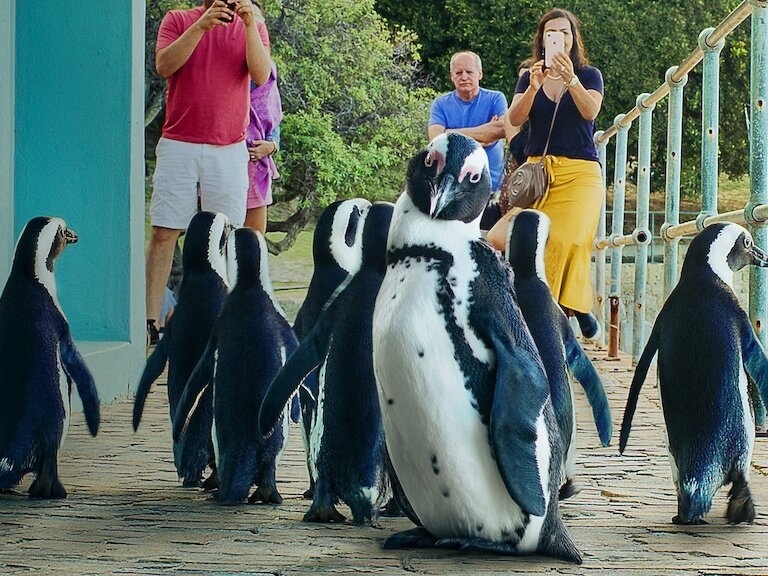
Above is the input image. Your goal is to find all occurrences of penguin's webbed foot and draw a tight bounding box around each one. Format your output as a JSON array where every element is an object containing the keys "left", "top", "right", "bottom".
[
  {"left": 435, "top": 536, "right": 518, "bottom": 555},
  {"left": 558, "top": 479, "right": 582, "bottom": 501},
  {"left": 248, "top": 484, "right": 283, "bottom": 505},
  {"left": 303, "top": 502, "right": 346, "bottom": 523},
  {"left": 672, "top": 514, "right": 707, "bottom": 525},
  {"left": 201, "top": 470, "right": 219, "bottom": 491},
  {"left": 727, "top": 480, "right": 755, "bottom": 524},
  {"left": 302, "top": 487, "right": 314, "bottom": 500},
  {"left": 380, "top": 497, "right": 404, "bottom": 517},
  {"left": 181, "top": 476, "right": 202, "bottom": 488},
  {"left": 381, "top": 527, "right": 437, "bottom": 549},
  {"left": 28, "top": 475, "right": 67, "bottom": 499}
]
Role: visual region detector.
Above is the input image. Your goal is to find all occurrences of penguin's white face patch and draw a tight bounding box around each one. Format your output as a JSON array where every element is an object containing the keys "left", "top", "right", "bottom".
[
  {"left": 534, "top": 212, "right": 551, "bottom": 284},
  {"left": 707, "top": 224, "right": 747, "bottom": 289},
  {"left": 255, "top": 231, "right": 289, "bottom": 320},
  {"left": 425, "top": 135, "right": 449, "bottom": 175},
  {"left": 330, "top": 199, "right": 370, "bottom": 275},
  {"left": 33, "top": 218, "right": 68, "bottom": 314},
  {"left": 225, "top": 232, "right": 239, "bottom": 290},
  {"left": 458, "top": 147, "right": 489, "bottom": 184},
  {"left": 207, "top": 213, "right": 230, "bottom": 288}
]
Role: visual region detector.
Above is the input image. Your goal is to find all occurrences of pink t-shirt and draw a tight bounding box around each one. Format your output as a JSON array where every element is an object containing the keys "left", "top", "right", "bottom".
[{"left": 157, "top": 7, "right": 271, "bottom": 145}]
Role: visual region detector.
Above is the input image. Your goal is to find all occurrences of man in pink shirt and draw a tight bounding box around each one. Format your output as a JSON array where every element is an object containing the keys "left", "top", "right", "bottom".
[{"left": 147, "top": 0, "right": 271, "bottom": 345}]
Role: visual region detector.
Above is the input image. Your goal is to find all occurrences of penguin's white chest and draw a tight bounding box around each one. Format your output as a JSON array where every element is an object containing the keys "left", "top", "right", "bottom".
[{"left": 373, "top": 259, "right": 540, "bottom": 548}]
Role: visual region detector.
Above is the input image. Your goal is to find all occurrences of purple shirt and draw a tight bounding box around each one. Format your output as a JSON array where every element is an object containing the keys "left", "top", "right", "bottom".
[{"left": 516, "top": 65, "right": 603, "bottom": 162}]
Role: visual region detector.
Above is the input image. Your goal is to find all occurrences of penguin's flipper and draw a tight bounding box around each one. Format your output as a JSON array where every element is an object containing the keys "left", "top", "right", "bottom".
[
  {"left": 172, "top": 339, "right": 216, "bottom": 442},
  {"left": 619, "top": 328, "right": 659, "bottom": 454},
  {"left": 258, "top": 305, "right": 337, "bottom": 437},
  {"left": 132, "top": 337, "right": 169, "bottom": 431},
  {"left": 564, "top": 334, "right": 612, "bottom": 446},
  {"left": 385, "top": 447, "right": 421, "bottom": 527},
  {"left": 59, "top": 329, "right": 100, "bottom": 437},
  {"left": 490, "top": 335, "right": 549, "bottom": 518},
  {"left": 741, "top": 318, "right": 768, "bottom": 405}
]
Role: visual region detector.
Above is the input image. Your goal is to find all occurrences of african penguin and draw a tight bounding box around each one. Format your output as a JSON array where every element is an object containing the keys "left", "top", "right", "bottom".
[
  {"left": 133, "top": 211, "right": 230, "bottom": 487},
  {"left": 259, "top": 202, "right": 395, "bottom": 526},
  {"left": 504, "top": 209, "right": 612, "bottom": 499},
  {"left": 372, "top": 133, "right": 581, "bottom": 563},
  {"left": 173, "top": 228, "right": 299, "bottom": 505},
  {"left": 620, "top": 222, "right": 768, "bottom": 524},
  {"left": 0, "top": 217, "right": 100, "bottom": 498},
  {"left": 292, "top": 198, "right": 371, "bottom": 498}
]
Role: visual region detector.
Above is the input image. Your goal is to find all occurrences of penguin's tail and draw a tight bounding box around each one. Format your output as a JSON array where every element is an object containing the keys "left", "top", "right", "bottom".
[{"left": 540, "top": 516, "right": 582, "bottom": 564}]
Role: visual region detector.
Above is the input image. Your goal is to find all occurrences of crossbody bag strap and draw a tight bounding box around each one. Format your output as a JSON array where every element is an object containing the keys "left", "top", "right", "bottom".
[{"left": 539, "top": 85, "right": 567, "bottom": 162}]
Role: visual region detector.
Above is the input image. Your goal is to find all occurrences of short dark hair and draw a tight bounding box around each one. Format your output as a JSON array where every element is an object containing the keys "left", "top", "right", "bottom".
[{"left": 532, "top": 8, "right": 589, "bottom": 71}]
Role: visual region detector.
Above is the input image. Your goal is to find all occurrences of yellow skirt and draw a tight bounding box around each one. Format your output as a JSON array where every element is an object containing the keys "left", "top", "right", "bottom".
[{"left": 529, "top": 156, "right": 602, "bottom": 313}]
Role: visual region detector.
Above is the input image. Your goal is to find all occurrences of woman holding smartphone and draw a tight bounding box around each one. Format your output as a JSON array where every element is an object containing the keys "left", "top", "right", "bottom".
[{"left": 488, "top": 7, "right": 604, "bottom": 340}]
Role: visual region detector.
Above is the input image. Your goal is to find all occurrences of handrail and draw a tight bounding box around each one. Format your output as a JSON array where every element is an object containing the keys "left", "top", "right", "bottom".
[{"left": 595, "top": 1, "right": 753, "bottom": 143}]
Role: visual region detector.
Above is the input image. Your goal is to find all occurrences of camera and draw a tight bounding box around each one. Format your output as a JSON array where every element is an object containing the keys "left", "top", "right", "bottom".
[{"left": 225, "top": 1, "right": 236, "bottom": 10}]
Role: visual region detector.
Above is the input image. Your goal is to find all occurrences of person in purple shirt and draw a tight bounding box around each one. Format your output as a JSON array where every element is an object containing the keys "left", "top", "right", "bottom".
[
  {"left": 428, "top": 51, "right": 507, "bottom": 229},
  {"left": 488, "top": 8, "right": 604, "bottom": 340}
]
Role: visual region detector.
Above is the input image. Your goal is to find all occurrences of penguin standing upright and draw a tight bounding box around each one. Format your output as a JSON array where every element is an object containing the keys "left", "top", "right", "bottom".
[
  {"left": 260, "top": 202, "right": 395, "bottom": 525},
  {"left": 133, "top": 211, "right": 230, "bottom": 486},
  {"left": 173, "top": 228, "right": 299, "bottom": 505},
  {"left": 292, "top": 198, "right": 371, "bottom": 498},
  {"left": 0, "top": 217, "right": 100, "bottom": 498},
  {"left": 621, "top": 222, "right": 768, "bottom": 524},
  {"left": 372, "top": 133, "right": 581, "bottom": 563},
  {"left": 505, "top": 209, "right": 612, "bottom": 498}
]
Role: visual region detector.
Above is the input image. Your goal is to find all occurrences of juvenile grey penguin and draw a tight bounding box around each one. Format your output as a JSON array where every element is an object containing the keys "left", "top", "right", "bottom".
[
  {"left": 174, "top": 228, "right": 299, "bottom": 505},
  {"left": 133, "top": 211, "right": 230, "bottom": 486},
  {"left": 620, "top": 222, "right": 768, "bottom": 525},
  {"left": 0, "top": 217, "right": 100, "bottom": 498},
  {"left": 372, "top": 133, "right": 581, "bottom": 563},
  {"left": 505, "top": 209, "right": 612, "bottom": 499}
]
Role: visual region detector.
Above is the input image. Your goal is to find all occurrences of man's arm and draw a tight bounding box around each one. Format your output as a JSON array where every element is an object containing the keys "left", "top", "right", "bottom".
[
  {"left": 156, "top": 2, "right": 230, "bottom": 79},
  {"left": 236, "top": 0, "right": 271, "bottom": 86},
  {"left": 428, "top": 119, "right": 506, "bottom": 146}
]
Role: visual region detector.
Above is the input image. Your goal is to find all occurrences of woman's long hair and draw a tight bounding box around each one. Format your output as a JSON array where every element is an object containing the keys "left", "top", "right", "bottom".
[{"left": 532, "top": 8, "right": 589, "bottom": 71}]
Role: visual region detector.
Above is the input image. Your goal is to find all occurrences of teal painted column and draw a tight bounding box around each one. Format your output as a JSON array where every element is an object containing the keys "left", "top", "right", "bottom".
[
  {"left": 0, "top": 1, "right": 14, "bottom": 276},
  {"left": 661, "top": 66, "right": 688, "bottom": 300},
  {"left": 632, "top": 94, "right": 654, "bottom": 364},
  {"left": 698, "top": 28, "right": 725, "bottom": 226},
  {"left": 13, "top": 2, "right": 146, "bottom": 400},
  {"left": 609, "top": 115, "right": 630, "bottom": 356},
  {"left": 595, "top": 131, "right": 607, "bottom": 348}
]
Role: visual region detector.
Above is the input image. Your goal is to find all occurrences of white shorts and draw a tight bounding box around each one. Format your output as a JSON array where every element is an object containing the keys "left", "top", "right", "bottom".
[{"left": 150, "top": 137, "right": 249, "bottom": 228}]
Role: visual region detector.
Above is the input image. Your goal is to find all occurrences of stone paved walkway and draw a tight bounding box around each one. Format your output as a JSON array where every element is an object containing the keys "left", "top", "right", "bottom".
[{"left": 2, "top": 345, "right": 768, "bottom": 575}]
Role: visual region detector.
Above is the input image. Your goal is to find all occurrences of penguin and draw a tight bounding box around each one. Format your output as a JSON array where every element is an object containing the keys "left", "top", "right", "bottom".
[
  {"left": 133, "top": 211, "right": 230, "bottom": 487},
  {"left": 292, "top": 198, "right": 371, "bottom": 498},
  {"left": 504, "top": 209, "right": 612, "bottom": 499},
  {"left": 620, "top": 222, "right": 768, "bottom": 525},
  {"left": 371, "top": 133, "right": 581, "bottom": 563},
  {"left": 0, "top": 217, "right": 100, "bottom": 498},
  {"left": 173, "top": 228, "right": 299, "bottom": 505},
  {"left": 259, "top": 202, "right": 395, "bottom": 526}
]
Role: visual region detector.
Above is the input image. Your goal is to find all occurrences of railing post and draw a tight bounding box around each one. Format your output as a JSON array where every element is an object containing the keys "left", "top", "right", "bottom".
[
  {"left": 632, "top": 94, "right": 654, "bottom": 364},
  {"left": 698, "top": 28, "right": 725, "bottom": 226},
  {"left": 747, "top": 0, "right": 768, "bottom": 429},
  {"left": 661, "top": 66, "right": 688, "bottom": 299},
  {"left": 609, "top": 114, "right": 630, "bottom": 357},
  {"left": 595, "top": 130, "right": 608, "bottom": 349}
]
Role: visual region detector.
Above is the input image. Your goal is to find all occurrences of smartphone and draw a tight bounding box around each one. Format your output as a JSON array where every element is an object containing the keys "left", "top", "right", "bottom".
[{"left": 544, "top": 31, "right": 565, "bottom": 68}]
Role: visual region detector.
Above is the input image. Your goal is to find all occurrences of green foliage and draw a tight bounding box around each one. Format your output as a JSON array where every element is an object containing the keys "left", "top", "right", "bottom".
[
  {"left": 269, "top": 0, "right": 434, "bottom": 218},
  {"left": 374, "top": 0, "right": 752, "bottom": 199}
]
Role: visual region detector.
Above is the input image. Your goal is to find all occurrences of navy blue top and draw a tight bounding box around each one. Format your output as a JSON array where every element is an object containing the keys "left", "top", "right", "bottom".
[{"left": 515, "top": 65, "right": 603, "bottom": 163}]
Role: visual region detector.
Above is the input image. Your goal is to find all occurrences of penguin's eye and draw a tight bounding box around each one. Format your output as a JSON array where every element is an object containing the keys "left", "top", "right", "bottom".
[
  {"left": 469, "top": 172, "right": 481, "bottom": 184},
  {"left": 744, "top": 236, "right": 753, "bottom": 248},
  {"left": 424, "top": 154, "right": 434, "bottom": 168}
]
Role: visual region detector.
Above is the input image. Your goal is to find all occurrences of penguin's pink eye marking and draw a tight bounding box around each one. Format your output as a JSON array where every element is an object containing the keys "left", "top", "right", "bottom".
[
  {"left": 425, "top": 150, "right": 446, "bottom": 175},
  {"left": 458, "top": 147, "right": 489, "bottom": 183}
]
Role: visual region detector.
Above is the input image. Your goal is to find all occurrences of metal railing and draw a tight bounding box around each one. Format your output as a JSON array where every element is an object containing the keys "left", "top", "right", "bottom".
[{"left": 592, "top": 0, "right": 768, "bottom": 363}]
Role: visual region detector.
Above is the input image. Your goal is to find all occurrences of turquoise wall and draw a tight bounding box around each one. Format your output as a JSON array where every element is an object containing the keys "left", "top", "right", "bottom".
[{"left": 8, "top": 1, "right": 146, "bottom": 400}]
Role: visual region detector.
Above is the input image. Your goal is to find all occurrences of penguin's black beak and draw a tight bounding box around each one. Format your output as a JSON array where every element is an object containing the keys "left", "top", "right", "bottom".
[
  {"left": 430, "top": 173, "right": 456, "bottom": 219},
  {"left": 750, "top": 244, "right": 768, "bottom": 267},
  {"left": 64, "top": 228, "right": 78, "bottom": 245}
]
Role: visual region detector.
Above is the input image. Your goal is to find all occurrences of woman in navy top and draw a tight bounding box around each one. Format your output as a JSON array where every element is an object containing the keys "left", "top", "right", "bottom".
[{"left": 489, "top": 7, "right": 604, "bottom": 340}]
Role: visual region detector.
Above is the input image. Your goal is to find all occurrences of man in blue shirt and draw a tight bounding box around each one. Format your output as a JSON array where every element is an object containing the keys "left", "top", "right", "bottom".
[{"left": 428, "top": 51, "right": 507, "bottom": 228}]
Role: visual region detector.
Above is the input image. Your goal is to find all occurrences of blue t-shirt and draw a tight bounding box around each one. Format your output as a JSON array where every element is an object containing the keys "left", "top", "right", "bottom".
[
  {"left": 429, "top": 88, "right": 508, "bottom": 190},
  {"left": 516, "top": 65, "right": 603, "bottom": 162}
]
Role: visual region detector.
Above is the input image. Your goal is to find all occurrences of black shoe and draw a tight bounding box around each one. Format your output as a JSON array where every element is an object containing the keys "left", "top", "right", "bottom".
[
  {"left": 575, "top": 311, "right": 601, "bottom": 341},
  {"left": 147, "top": 319, "right": 160, "bottom": 346}
]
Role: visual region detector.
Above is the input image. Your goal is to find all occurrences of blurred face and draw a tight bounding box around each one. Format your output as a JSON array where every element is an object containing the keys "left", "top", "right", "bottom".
[
  {"left": 543, "top": 17, "right": 574, "bottom": 56},
  {"left": 450, "top": 54, "right": 482, "bottom": 101}
]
